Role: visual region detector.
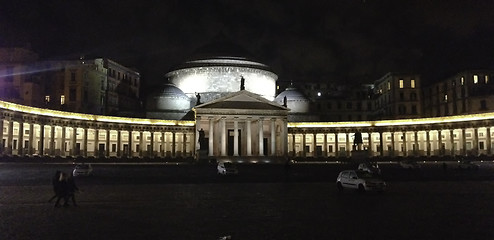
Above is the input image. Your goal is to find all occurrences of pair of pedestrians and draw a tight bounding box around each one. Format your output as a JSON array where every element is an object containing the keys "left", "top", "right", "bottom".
[{"left": 49, "top": 170, "right": 79, "bottom": 207}]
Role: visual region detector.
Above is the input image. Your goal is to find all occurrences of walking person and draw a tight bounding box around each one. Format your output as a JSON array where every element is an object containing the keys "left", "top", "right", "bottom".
[
  {"left": 53, "top": 172, "right": 69, "bottom": 208},
  {"left": 66, "top": 172, "right": 79, "bottom": 207},
  {"left": 48, "top": 170, "right": 62, "bottom": 202}
]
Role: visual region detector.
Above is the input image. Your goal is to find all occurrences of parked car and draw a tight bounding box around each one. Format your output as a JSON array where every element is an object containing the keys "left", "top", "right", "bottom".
[
  {"left": 336, "top": 170, "right": 386, "bottom": 193},
  {"left": 217, "top": 162, "right": 238, "bottom": 175},
  {"left": 358, "top": 162, "right": 381, "bottom": 175},
  {"left": 458, "top": 160, "right": 479, "bottom": 170},
  {"left": 72, "top": 163, "right": 93, "bottom": 176},
  {"left": 399, "top": 160, "right": 421, "bottom": 169}
]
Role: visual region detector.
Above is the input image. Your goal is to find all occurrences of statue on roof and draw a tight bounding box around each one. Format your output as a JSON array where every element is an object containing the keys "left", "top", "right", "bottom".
[
  {"left": 195, "top": 93, "right": 202, "bottom": 105},
  {"left": 240, "top": 76, "right": 245, "bottom": 90}
]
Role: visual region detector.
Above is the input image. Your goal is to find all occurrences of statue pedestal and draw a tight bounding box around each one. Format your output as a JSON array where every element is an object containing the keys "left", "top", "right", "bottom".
[{"left": 351, "top": 150, "right": 369, "bottom": 162}]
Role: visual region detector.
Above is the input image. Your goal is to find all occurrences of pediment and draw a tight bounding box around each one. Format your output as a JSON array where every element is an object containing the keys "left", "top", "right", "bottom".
[{"left": 194, "top": 90, "right": 288, "bottom": 111}]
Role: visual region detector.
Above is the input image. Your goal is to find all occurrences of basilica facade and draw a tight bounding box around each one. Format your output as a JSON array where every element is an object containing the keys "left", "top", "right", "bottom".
[{"left": 1, "top": 47, "right": 494, "bottom": 162}]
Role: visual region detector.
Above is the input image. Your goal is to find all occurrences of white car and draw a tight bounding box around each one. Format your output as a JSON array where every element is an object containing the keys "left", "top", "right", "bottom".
[
  {"left": 72, "top": 163, "right": 93, "bottom": 176},
  {"left": 217, "top": 162, "right": 238, "bottom": 175},
  {"left": 399, "top": 160, "right": 421, "bottom": 169},
  {"left": 358, "top": 163, "right": 381, "bottom": 175},
  {"left": 336, "top": 170, "right": 386, "bottom": 193}
]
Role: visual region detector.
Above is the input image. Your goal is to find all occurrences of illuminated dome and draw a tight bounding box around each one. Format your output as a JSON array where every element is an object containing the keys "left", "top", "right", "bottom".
[
  {"left": 165, "top": 42, "right": 278, "bottom": 103},
  {"left": 145, "top": 83, "right": 191, "bottom": 120},
  {"left": 275, "top": 87, "right": 310, "bottom": 113}
]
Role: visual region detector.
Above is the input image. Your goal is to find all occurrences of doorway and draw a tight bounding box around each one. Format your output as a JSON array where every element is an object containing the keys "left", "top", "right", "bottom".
[{"left": 227, "top": 129, "right": 241, "bottom": 156}]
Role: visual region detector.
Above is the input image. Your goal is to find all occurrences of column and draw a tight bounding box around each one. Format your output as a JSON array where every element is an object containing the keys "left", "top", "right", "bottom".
[
  {"left": 426, "top": 130, "right": 431, "bottom": 156},
  {"left": 128, "top": 129, "right": 133, "bottom": 157},
  {"left": 246, "top": 118, "right": 252, "bottom": 156},
  {"left": 291, "top": 133, "right": 296, "bottom": 157},
  {"left": 172, "top": 131, "right": 176, "bottom": 157},
  {"left": 209, "top": 118, "right": 214, "bottom": 157},
  {"left": 50, "top": 125, "right": 55, "bottom": 156},
  {"left": 402, "top": 131, "right": 407, "bottom": 157},
  {"left": 39, "top": 124, "right": 45, "bottom": 156},
  {"left": 94, "top": 128, "right": 99, "bottom": 157},
  {"left": 72, "top": 127, "right": 77, "bottom": 156},
  {"left": 378, "top": 132, "right": 383, "bottom": 156},
  {"left": 117, "top": 129, "right": 121, "bottom": 157},
  {"left": 270, "top": 119, "right": 276, "bottom": 156},
  {"left": 18, "top": 121, "right": 24, "bottom": 156},
  {"left": 323, "top": 133, "right": 328, "bottom": 157},
  {"left": 6, "top": 120, "right": 13, "bottom": 155},
  {"left": 345, "top": 132, "right": 350, "bottom": 156},
  {"left": 462, "top": 128, "right": 467, "bottom": 156},
  {"left": 438, "top": 129, "right": 443, "bottom": 156},
  {"left": 195, "top": 117, "right": 201, "bottom": 151},
  {"left": 221, "top": 117, "right": 226, "bottom": 156},
  {"left": 414, "top": 131, "right": 419, "bottom": 156},
  {"left": 28, "top": 122, "right": 34, "bottom": 155},
  {"left": 258, "top": 118, "right": 264, "bottom": 156},
  {"left": 182, "top": 131, "right": 187, "bottom": 157},
  {"left": 61, "top": 126, "right": 66, "bottom": 156},
  {"left": 367, "top": 132, "right": 373, "bottom": 157},
  {"left": 83, "top": 127, "right": 88, "bottom": 157},
  {"left": 139, "top": 130, "right": 144, "bottom": 157},
  {"left": 150, "top": 131, "right": 155, "bottom": 158},
  {"left": 335, "top": 133, "right": 339, "bottom": 157},
  {"left": 161, "top": 131, "right": 165, "bottom": 157},
  {"left": 106, "top": 129, "right": 110, "bottom": 157},
  {"left": 312, "top": 133, "right": 317, "bottom": 157},
  {"left": 282, "top": 118, "right": 288, "bottom": 157},
  {"left": 233, "top": 118, "right": 239, "bottom": 156},
  {"left": 473, "top": 127, "right": 479, "bottom": 156},
  {"left": 302, "top": 133, "right": 306, "bottom": 157},
  {"left": 390, "top": 132, "right": 395, "bottom": 157},
  {"left": 0, "top": 117, "right": 3, "bottom": 154},
  {"left": 450, "top": 129, "right": 455, "bottom": 156},
  {"left": 487, "top": 127, "right": 491, "bottom": 155}
]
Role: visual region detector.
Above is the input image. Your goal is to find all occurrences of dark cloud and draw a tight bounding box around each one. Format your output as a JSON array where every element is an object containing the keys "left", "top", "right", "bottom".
[{"left": 1, "top": 0, "right": 494, "bottom": 88}]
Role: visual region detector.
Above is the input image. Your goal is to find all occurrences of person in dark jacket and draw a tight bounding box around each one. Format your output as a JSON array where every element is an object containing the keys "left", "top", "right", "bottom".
[
  {"left": 49, "top": 170, "right": 62, "bottom": 203},
  {"left": 66, "top": 173, "right": 79, "bottom": 207},
  {"left": 53, "top": 172, "right": 69, "bottom": 207}
]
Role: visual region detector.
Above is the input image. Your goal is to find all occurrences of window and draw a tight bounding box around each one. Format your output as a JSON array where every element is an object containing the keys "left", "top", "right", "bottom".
[
  {"left": 461, "top": 77, "right": 465, "bottom": 85},
  {"left": 444, "top": 94, "right": 448, "bottom": 102},
  {"left": 473, "top": 75, "right": 478, "bottom": 84},
  {"left": 71, "top": 72, "right": 76, "bottom": 82},
  {"left": 410, "top": 92, "right": 417, "bottom": 101},
  {"left": 399, "top": 79, "right": 404, "bottom": 88},
  {"left": 399, "top": 92, "right": 404, "bottom": 101},
  {"left": 411, "top": 105, "right": 417, "bottom": 114},
  {"left": 411, "top": 79, "right": 415, "bottom": 88},
  {"left": 45, "top": 95, "right": 50, "bottom": 103},
  {"left": 346, "top": 102, "right": 352, "bottom": 109},
  {"left": 480, "top": 100, "right": 487, "bottom": 110},
  {"left": 60, "top": 95, "right": 65, "bottom": 105},
  {"left": 387, "top": 81, "right": 391, "bottom": 90},
  {"left": 485, "top": 75, "right": 489, "bottom": 84}
]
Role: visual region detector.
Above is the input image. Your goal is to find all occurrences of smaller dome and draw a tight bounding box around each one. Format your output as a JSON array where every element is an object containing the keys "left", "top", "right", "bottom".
[
  {"left": 274, "top": 87, "right": 310, "bottom": 113},
  {"left": 146, "top": 83, "right": 191, "bottom": 111}
]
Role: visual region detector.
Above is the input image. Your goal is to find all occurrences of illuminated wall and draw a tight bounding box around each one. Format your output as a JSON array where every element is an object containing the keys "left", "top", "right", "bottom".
[{"left": 166, "top": 58, "right": 278, "bottom": 103}]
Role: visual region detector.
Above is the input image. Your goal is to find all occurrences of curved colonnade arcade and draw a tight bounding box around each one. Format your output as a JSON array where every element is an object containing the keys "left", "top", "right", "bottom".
[{"left": 1, "top": 100, "right": 494, "bottom": 161}]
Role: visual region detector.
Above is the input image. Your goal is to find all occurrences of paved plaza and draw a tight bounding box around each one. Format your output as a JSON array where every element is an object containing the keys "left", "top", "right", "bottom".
[{"left": 1, "top": 162, "right": 494, "bottom": 239}]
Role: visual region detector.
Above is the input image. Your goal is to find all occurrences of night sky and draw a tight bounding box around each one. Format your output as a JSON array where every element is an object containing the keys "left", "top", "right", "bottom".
[{"left": 1, "top": 0, "right": 494, "bottom": 90}]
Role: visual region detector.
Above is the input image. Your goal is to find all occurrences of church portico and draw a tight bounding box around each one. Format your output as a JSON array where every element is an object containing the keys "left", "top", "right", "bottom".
[{"left": 194, "top": 90, "right": 289, "bottom": 160}]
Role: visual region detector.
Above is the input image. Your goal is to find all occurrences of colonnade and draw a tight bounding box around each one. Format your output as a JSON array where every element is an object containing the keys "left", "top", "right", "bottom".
[
  {"left": 196, "top": 116, "right": 288, "bottom": 157},
  {"left": 0, "top": 113, "right": 195, "bottom": 158},
  {"left": 288, "top": 124, "right": 494, "bottom": 158}
]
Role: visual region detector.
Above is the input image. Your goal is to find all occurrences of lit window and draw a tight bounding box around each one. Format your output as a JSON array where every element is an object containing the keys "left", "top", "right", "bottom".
[
  {"left": 387, "top": 81, "right": 391, "bottom": 90},
  {"left": 276, "top": 85, "right": 279, "bottom": 90},
  {"left": 45, "top": 95, "right": 50, "bottom": 102},
  {"left": 411, "top": 79, "right": 415, "bottom": 88},
  {"left": 473, "top": 75, "right": 478, "bottom": 84},
  {"left": 461, "top": 77, "right": 465, "bottom": 85},
  {"left": 399, "top": 79, "right": 404, "bottom": 88},
  {"left": 60, "top": 95, "right": 65, "bottom": 105},
  {"left": 444, "top": 94, "right": 448, "bottom": 102},
  {"left": 317, "top": 92, "right": 321, "bottom": 97},
  {"left": 485, "top": 75, "right": 489, "bottom": 84}
]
